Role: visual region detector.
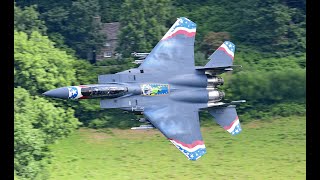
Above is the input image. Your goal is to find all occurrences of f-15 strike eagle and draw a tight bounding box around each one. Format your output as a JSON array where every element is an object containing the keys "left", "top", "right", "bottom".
[{"left": 43, "top": 17, "right": 245, "bottom": 161}]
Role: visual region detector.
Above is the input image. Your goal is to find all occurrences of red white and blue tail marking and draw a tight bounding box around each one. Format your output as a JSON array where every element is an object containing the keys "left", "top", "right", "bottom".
[
  {"left": 218, "top": 41, "right": 235, "bottom": 59},
  {"left": 162, "top": 17, "right": 196, "bottom": 41},
  {"left": 204, "top": 41, "right": 236, "bottom": 68},
  {"left": 169, "top": 139, "right": 206, "bottom": 161},
  {"left": 224, "top": 116, "right": 242, "bottom": 135}
]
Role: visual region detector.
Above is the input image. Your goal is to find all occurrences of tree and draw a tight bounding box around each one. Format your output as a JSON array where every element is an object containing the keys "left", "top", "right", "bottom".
[
  {"left": 172, "top": 0, "right": 305, "bottom": 57},
  {"left": 117, "top": 0, "right": 172, "bottom": 57},
  {"left": 224, "top": 67, "right": 305, "bottom": 119},
  {"left": 14, "top": 87, "right": 80, "bottom": 179},
  {"left": 14, "top": 3, "right": 47, "bottom": 35},
  {"left": 200, "top": 32, "right": 230, "bottom": 56},
  {"left": 62, "top": 0, "right": 106, "bottom": 59},
  {"left": 14, "top": 31, "right": 78, "bottom": 94},
  {"left": 16, "top": 0, "right": 107, "bottom": 60},
  {"left": 41, "top": 0, "right": 106, "bottom": 60},
  {"left": 99, "top": 0, "right": 124, "bottom": 22},
  {"left": 230, "top": 0, "right": 305, "bottom": 56}
]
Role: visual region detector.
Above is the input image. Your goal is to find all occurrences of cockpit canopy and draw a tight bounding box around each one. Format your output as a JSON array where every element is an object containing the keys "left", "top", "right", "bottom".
[{"left": 81, "top": 85, "right": 127, "bottom": 98}]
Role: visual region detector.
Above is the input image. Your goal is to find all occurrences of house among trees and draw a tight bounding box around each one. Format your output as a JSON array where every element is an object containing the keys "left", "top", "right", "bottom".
[{"left": 94, "top": 16, "right": 121, "bottom": 61}]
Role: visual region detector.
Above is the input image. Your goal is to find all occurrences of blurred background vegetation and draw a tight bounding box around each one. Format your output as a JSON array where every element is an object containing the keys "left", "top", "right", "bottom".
[{"left": 14, "top": 0, "right": 305, "bottom": 179}]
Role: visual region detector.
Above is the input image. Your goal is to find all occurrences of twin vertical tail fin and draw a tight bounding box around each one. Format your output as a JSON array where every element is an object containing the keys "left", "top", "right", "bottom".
[
  {"left": 205, "top": 41, "right": 236, "bottom": 68},
  {"left": 204, "top": 41, "right": 242, "bottom": 134},
  {"left": 195, "top": 41, "right": 237, "bottom": 74}
]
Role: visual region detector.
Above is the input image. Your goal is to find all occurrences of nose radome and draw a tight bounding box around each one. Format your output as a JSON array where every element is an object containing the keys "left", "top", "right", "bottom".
[{"left": 43, "top": 87, "right": 69, "bottom": 99}]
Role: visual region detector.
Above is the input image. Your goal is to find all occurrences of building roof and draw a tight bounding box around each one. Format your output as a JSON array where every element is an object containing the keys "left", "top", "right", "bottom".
[{"left": 101, "top": 22, "right": 120, "bottom": 40}]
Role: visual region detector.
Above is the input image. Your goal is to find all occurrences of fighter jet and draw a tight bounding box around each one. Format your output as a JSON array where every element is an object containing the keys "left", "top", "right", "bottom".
[{"left": 43, "top": 17, "right": 245, "bottom": 161}]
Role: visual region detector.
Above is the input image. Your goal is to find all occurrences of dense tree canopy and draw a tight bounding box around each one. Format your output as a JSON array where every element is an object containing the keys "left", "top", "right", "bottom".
[
  {"left": 99, "top": 0, "right": 124, "bottom": 22},
  {"left": 14, "top": 31, "right": 78, "bottom": 94},
  {"left": 16, "top": 0, "right": 107, "bottom": 60},
  {"left": 14, "top": 3, "right": 47, "bottom": 35},
  {"left": 15, "top": 0, "right": 305, "bottom": 58},
  {"left": 43, "top": 0, "right": 106, "bottom": 59},
  {"left": 230, "top": 1, "right": 305, "bottom": 56},
  {"left": 14, "top": 87, "right": 80, "bottom": 179},
  {"left": 117, "top": 0, "right": 173, "bottom": 57},
  {"left": 14, "top": 6, "right": 81, "bottom": 178}
]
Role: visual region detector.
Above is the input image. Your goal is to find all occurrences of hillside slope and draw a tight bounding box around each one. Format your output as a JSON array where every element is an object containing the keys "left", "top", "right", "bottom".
[{"left": 46, "top": 116, "right": 306, "bottom": 179}]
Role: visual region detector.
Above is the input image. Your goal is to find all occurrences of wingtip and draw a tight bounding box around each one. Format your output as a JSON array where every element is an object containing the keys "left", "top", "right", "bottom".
[
  {"left": 187, "top": 149, "right": 207, "bottom": 161},
  {"left": 169, "top": 139, "right": 207, "bottom": 161},
  {"left": 177, "top": 17, "right": 196, "bottom": 26},
  {"left": 230, "top": 123, "right": 242, "bottom": 136},
  {"left": 224, "top": 40, "right": 235, "bottom": 45}
]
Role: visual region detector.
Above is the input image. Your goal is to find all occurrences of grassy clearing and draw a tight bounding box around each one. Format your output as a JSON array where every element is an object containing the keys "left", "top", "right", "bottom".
[{"left": 46, "top": 116, "right": 305, "bottom": 180}]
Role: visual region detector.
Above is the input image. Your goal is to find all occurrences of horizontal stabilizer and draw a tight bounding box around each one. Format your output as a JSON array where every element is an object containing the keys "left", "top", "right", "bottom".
[{"left": 208, "top": 106, "right": 242, "bottom": 135}]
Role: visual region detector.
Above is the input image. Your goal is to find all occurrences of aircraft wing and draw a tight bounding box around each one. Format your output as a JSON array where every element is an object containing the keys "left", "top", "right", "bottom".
[
  {"left": 139, "top": 17, "right": 196, "bottom": 74},
  {"left": 143, "top": 104, "right": 206, "bottom": 161}
]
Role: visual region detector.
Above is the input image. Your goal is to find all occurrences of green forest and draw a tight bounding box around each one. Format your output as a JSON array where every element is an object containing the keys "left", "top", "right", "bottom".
[{"left": 14, "top": 0, "right": 305, "bottom": 179}]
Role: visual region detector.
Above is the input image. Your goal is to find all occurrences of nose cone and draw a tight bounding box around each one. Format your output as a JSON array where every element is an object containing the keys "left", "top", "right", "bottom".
[{"left": 43, "top": 87, "right": 69, "bottom": 99}]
